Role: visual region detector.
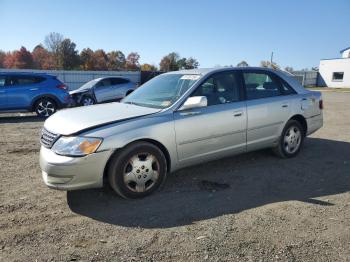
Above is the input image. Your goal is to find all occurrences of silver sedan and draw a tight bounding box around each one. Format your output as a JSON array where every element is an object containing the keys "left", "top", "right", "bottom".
[{"left": 39, "top": 67, "right": 323, "bottom": 198}]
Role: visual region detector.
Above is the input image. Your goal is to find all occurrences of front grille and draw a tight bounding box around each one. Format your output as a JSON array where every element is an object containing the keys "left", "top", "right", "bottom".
[{"left": 40, "top": 128, "right": 60, "bottom": 148}]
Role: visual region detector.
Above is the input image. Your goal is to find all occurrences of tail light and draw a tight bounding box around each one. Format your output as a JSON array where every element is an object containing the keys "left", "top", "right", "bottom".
[
  {"left": 319, "top": 99, "right": 323, "bottom": 110},
  {"left": 56, "top": 84, "right": 67, "bottom": 90}
]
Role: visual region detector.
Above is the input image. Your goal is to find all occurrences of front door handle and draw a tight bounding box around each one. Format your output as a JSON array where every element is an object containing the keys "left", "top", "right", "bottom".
[
  {"left": 0, "top": 90, "right": 5, "bottom": 93},
  {"left": 233, "top": 111, "right": 243, "bottom": 117},
  {"left": 30, "top": 88, "right": 39, "bottom": 91},
  {"left": 282, "top": 104, "right": 289, "bottom": 108},
  {"left": 180, "top": 111, "right": 201, "bottom": 116}
]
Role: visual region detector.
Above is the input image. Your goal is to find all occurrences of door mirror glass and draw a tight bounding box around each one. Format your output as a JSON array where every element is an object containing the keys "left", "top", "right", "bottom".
[{"left": 179, "top": 96, "right": 207, "bottom": 111}]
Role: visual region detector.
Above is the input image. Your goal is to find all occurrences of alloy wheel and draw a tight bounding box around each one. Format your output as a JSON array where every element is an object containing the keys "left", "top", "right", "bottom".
[
  {"left": 37, "top": 100, "right": 55, "bottom": 117},
  {"left": 82, "top": 97, "right": 94, "bottom": 106},
  {"left": 283, "top": 125, "right": 302, "bottom": 154},
  {"left": 123, "top": 153, "right": 160, "bottom": 193}
]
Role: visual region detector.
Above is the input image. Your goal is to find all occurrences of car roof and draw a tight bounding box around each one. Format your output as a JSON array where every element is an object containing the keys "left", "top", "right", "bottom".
[
  {"left": 0, "top": 72, "right": 55, "bottom": 78},
  {"left": 165, "top": 67, "right": 286, "bottom": 77},
  {"left": 94, "top": 76, "right": 129, "bottom": 81}
]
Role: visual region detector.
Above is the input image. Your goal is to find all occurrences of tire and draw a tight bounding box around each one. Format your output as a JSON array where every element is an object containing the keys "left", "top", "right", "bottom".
[
  {"left": 107, "top": 142, "right": 167, "bottom": 199},
  {"left": 273, "top": 120, "right": 305, "bottom": 158},
  {"left": 80, "top": 95, "right": 95, "bottom": 106},
  {"left": 34, "top": 97, "right": 57, "bottom": 117}
]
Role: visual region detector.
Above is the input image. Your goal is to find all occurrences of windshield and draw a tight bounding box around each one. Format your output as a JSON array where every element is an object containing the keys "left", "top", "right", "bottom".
[
  {"left": 122, "top": 74, "right": 200, "bottom": 109},
  {"left": 78, "top": 79, "right": 99, "bottom": 90}
]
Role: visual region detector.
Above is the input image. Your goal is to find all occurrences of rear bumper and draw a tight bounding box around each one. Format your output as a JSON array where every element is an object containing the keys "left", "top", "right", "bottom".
[
  {"left": 40, "top": 146, "right": 112, "bottom": 190},
  {"left": 306, "top": 113, "right": 323, "bottom": 136}
]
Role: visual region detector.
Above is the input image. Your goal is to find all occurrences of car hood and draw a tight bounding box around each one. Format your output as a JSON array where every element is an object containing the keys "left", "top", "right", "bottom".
[
  {"left": 69, "top": 88, "right": 90, "bottom": 95},
  {"left": 44, "top": 102, "right": 161, "bottom": 135}
]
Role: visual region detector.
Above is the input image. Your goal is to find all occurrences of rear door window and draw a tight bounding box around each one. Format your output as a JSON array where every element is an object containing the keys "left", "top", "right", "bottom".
[
  {"left": 8, "top": 76, "right": 45, "bottom": 86},
  {"left": 243, "top": 72, "right": 282, "bottom": 100},
  {"left": 111, "top": 78, "right": 129, "bottom": 85}
]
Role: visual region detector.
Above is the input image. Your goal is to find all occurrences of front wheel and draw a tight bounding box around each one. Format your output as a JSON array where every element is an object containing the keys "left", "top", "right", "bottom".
[
  {"left": 35, "top": 98, "right": 57, "bottom": 117},
  {"left": 107, "top": 142, "right": 167, "bottom": 199},
  {"left": 80, "top": 95, "right": 95, "bottom": 106},
  {"left": 273, "top": 120, "right": 304, "bottom": 158}
]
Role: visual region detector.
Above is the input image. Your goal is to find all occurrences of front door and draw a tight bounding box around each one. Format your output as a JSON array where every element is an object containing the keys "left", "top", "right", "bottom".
[
  {"left": 94, "top": 78, "right": 113, "bottom": 102},
  {"left": 174, "top": 71, "right": 247, "bottom": 162}
]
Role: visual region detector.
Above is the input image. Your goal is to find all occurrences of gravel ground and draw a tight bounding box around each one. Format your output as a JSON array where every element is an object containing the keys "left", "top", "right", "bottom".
[{"left": 0, "top": 91, "right": 349, "bottom": 262}]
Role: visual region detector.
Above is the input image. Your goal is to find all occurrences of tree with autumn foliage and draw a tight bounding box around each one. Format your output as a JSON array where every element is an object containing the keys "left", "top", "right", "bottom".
[
  {"left": 141, "top": 63, "right": 158, "bottom": 71},
  {"left": 0, "top": 50, "right": 5, "bottom": 68},
  {"left": 107, "top": 50, "right": 126, "bottom": 71},
  {"left": 32, "top": 45, "right": 55, "bottom": 69},
  {"left": 57, "top": 39, "right": 80, "bottom": 70},
  {"left": 80, "top": 48, "right": 95, "bottom": 70},
  {"left": 93, "top": 49, "right": 108, "bottom": 71},
  {"left": 3, "top": 47, "right": 33, "bottom": 69},
  {"left": 159, "top": 52, "right": 199, "bottom": 72},
  {"left": 125, "top": 52, "right": 140, "bottom": 71}
]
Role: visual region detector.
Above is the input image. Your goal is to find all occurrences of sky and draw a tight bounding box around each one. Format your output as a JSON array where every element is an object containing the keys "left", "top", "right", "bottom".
[{"left": 1, "top": 0, "right": 349, "bottom": 70}]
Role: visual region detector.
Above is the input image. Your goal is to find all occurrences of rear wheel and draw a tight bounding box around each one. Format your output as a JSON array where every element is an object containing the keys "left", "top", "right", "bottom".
[
  {"left": 108, "top": 142, "right": 167, "bottom": 199},
  {"left": 273, "top": 120, "right": 304, "bottom": 158},
  {"left": 34, "top": 97, "right": 57, "bottom": 117}
]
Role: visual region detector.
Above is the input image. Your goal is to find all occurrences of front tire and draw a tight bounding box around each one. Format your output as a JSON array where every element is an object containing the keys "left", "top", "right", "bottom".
[
  {"left": 107, "top": 142, "right": 167, "bottom": 199},
  {"left": 34, "top": 97, "right": 57, "bottom": 117},
  {"left": 273, "top": 120, "right": 304, "bottom": 158},
  {"left": 80, "top": 95, "right": 95, "bottom": 106}
]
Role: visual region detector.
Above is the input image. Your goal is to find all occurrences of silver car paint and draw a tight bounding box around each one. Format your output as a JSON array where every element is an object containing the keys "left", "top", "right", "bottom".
[
  {"left": 40, "top": 67, "right": 323, "bottom": 190},
  {"left": 94, "top": 78, "right": 136, "bottom": 102}
]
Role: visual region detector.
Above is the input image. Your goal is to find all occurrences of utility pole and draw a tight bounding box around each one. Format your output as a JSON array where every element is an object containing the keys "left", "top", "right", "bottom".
[{"left": 270, "top": 52, "right": 274, "bottom": 66}]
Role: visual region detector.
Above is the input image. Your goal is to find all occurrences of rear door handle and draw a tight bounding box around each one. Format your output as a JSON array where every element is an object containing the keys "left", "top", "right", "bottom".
[
  {"left": 0, "top": 90, "right": 5, "bottom": 93},
  {"left": 282, "top": 104, "right": 289, "bottom": 108},
  {"left": 30, "top": 88, "right": 39, "bottom": 91},
  {"left": 233, "top": 111, "right": 243, "bottom": 117}
]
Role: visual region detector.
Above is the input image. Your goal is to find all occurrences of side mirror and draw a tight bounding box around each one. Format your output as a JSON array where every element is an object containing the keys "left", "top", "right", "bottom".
[{"left": 179, "top": 96, "right": 207, "bottom": 111}]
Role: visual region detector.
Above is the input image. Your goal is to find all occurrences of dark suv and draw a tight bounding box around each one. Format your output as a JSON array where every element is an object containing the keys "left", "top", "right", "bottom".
[{"left": 0, "top": 72, "right": 72, "bottom": 117}]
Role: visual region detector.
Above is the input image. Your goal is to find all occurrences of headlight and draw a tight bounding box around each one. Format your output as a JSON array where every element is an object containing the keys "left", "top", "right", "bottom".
[{"left": 52, "top": 136, "right": 102, "bottom": 156}]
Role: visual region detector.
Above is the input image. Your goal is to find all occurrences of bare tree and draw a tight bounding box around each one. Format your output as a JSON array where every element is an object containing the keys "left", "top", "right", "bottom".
[{"left": 44, "top": 32, "right": 63, "bottom": 68}]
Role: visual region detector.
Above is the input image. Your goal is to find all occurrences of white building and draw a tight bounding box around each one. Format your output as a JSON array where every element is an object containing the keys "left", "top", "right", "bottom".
[{"left": 318, "top": 47, "right": 350, "bottom": 88}]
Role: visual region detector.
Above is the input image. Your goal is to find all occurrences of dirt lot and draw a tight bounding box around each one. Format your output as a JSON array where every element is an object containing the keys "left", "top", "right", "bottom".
[{"left": 0, "top": 91, "right": 349, "bottom": 262}]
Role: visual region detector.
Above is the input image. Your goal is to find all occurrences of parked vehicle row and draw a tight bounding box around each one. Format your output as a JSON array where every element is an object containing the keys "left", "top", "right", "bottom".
[
  {"left": 0, "top": 73, "right": 137, "bottom": 117},
  {"left": 39, "top": 67, "right": 323, "bottom": 199}
]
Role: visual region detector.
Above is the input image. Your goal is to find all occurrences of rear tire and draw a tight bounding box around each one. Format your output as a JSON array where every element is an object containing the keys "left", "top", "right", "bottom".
[
  {"left": 107, "top": 142, "right": 167, "bottom": 199},
  {"left": 34, "top": 97, "right": 57, "bottom": 118},
  {"left": 273, "top": 120, "right": 304, "bottom": 158}
]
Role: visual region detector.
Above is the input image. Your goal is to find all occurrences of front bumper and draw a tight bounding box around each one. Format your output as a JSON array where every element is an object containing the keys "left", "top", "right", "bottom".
[{"left": 39, "top": 146, "right": 112, "bottom": 190}]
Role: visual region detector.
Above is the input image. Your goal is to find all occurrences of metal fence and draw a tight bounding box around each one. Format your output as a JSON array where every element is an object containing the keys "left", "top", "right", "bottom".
[
  {"left": 0, "top": 69, "right": 141, "bottom": 90},
  {"left": 291, "top": 71, "right": 318, "bottom": 87},
  {"left": 0, "top": 68, "right": 320, "bottom": 88}
]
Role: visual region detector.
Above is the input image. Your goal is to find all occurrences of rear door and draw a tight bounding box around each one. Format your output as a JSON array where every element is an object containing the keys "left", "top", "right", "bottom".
[
  {"left": 94, "top": 78, "right": 113, "bottom": 102},
  {"left": 174, "top": 70, "right": 247, "bottom": 162},
  {"left": 0, "top": 75, "right": 8, "bottom": 109},
  {"left": 242, "top": 69, "right": 291, "bottom": 151},
  {"left": 6, "top": 75, "right": 44, "bottom": 109},
  {"left": 110, "top": 78, "right": 131, "bottom": 99}
]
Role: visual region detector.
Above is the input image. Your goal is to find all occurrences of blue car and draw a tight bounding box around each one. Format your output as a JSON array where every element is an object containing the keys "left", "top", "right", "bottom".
[{"left": 0, "top": 72, "right": 72, "bottom": 117}]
